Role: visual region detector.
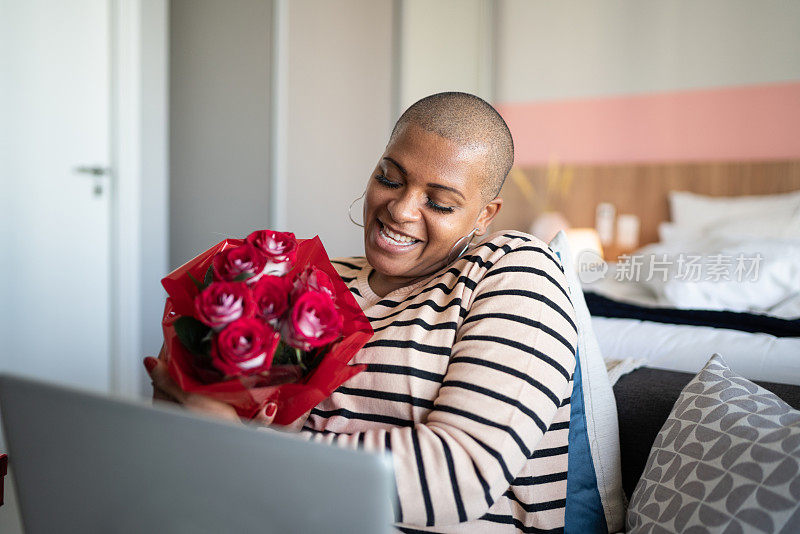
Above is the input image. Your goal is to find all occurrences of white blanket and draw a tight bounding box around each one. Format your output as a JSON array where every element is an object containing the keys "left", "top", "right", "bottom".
[
  {"left": 594, "top": 317, "right": 800, "bottom": 386},
  {"left": 584, "top": 235, "right": 800, "bottom": 319}
]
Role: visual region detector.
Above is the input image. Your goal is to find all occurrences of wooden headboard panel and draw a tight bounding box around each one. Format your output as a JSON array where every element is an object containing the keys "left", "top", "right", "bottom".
[{"left": 492, "top": 160, "right": 800, "bottom": 246}]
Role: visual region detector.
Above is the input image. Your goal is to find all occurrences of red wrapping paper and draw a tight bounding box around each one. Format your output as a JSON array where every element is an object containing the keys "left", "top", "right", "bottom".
[{"left": 161, "top": 236, "right": 372, "bottom": 426}]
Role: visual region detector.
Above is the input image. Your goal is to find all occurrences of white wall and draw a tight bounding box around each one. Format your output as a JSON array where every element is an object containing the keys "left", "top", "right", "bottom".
[
  {"left": 398, "top": 0, "right": 494, "bottom": 111},
  {"left": 283, "top": 0, "right": 394, "bottom": 258},
  {"left": 169, "top": 0, "right": 509, "bottom": 262},
  {"left": 0, "top": 3, "right": 168, "bottom": 531},
  {"left": 169, "top": 0, "right": 272, "bottom": 268},
  {"left": 496, "top": 0, "right": 800, "bottom": 103},
  {"left": 138, "top": 0, "right": 169, "bottom": 392},
  {"left": 169, "top": 0, "right": 395, "bottom": 261}
]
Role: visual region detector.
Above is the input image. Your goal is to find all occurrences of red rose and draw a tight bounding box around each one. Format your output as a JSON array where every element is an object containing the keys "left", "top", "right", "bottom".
[
  {"left": 282, "top": 290, "right": 342, "bottom": 350},
  {"left": 251, "top": 275, "right": 291, "bottom": 327},
  {"left": 194, "top": 281, "right": 255, "bottom": 331},
  {"left": 246, "top": 230, "right": 297, "bottom": 276},
  {"left": 212, "top": 244, "right": 268, "bottom": 284},
  {"left": 291, "top": 266, "right": 336, "bottom": 301},
  {"left": 211, "top": 318, "right": 280, "bottom": 377}
]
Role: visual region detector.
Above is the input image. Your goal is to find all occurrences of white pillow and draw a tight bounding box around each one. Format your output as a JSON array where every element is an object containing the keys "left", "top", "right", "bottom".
[
  {"left": 631, "top": 232, "right": 800, "bottom": 316},
  {"left": 659, "top": 238, "right": 800, "bottom": 314},
  {"left": 669, "top": 190, "right": 800, "bottom": 237},
  {"left": 549, "top": 231, "right": 626, "bottom": 533},
  {"left": 660, "top": 216, "right": 800, "bottom": 243}
]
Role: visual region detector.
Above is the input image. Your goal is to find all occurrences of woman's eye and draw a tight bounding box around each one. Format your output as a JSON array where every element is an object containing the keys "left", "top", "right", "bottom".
[
  {"left": 375, "top": 174, "right": 400, "bottom": 189},
  {"left": 426, "top": 198, "right": 454, "bottom": 214},
  {"left": 375, "top": 173, "right": 453, "bottom": 213}
]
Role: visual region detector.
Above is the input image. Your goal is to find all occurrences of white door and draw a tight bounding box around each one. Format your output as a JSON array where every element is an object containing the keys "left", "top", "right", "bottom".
[
  {"left": 1, "top": 3, "right": 114, "bottom": 530},
  {"left": 0, "top": 0, "right": 112, "bottom": 394}
]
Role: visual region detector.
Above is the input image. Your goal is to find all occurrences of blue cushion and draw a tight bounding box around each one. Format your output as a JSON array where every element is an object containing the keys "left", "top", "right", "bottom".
[
  {"left": 550, "top": 237, "right": 626, "bottom": 533},
  {"left": 565, "top": 347, "right": 607, "bottom": 533}
]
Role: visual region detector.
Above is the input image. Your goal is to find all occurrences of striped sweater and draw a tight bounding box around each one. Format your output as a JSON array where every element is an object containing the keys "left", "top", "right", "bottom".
[{"left": 300, "top": 230, "right": 578, "bottom": 533}]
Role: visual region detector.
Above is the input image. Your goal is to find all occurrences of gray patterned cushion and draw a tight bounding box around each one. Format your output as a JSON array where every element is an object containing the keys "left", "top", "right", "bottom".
[{"left": 626, "top": 354, "right": 800, "bottom": 533}]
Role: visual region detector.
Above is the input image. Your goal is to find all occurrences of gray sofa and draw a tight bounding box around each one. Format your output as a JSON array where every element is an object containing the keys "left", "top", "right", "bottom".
[{"left": 613, "top": 367, "right": 800, "bottom": 499}]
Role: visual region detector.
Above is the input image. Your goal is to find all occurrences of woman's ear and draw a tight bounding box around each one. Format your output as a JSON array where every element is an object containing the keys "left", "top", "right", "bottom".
[{"left": 475, "top": 198, "right": 503, "bottom": 236}]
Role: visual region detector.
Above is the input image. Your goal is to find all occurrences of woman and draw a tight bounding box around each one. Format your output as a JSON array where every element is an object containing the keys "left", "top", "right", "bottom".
[{"left": 146, "top": 92, "right": 578, "bottom": 533}]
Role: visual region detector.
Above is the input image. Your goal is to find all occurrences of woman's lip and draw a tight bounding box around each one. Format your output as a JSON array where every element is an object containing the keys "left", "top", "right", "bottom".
[
  {"left": 373, "top": 221, "right": 422, "bottom": 253},
  {"left": 378, "top": 220, "right": 422, "bottom": 242}
]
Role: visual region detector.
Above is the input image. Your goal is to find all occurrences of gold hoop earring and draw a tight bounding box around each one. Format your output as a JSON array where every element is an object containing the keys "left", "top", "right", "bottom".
[{"left": 348, "top": 191, "right": 366, "bottom": 228}]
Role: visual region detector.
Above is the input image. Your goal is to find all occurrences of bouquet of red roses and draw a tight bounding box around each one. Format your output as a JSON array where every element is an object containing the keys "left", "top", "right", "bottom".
[{"left": 160, "top": 230, "right": 372, "bottom": 426}]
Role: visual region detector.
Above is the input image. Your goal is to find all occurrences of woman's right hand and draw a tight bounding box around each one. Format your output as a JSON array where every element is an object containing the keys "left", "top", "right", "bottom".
[{"left": 144, "top": 346, "right": 277, "bottom": 426}]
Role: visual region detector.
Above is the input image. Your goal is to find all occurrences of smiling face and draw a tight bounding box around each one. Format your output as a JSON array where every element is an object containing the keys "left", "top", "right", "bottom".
[{"left": 363, "top": 122, "right": 503, "bottom": 296}]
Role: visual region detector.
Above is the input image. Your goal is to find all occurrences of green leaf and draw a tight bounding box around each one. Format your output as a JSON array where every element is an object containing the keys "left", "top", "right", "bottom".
[
  {"left": 305, "top": 349, "right": 323, "bottom": 373},
  {"left": 201, "top": 329, "right": 215, "bottom": 343},
  {"left": 199, "top": 339, "right": 213, "bottom": 358},
  {"left": 234, "top": 272, "right": 256, "bottom": 282},
  {"left": 272, "top": 341, "right": 288, "bottom": 365},
  {"left": 204, "top": 265, "right": 214, "bottom": 287},
  {"left": 187, "top": 272, "right": 204, "bottom": 291},
  {"left": 295, "top": 348, "right": 309, "bottom": 372},
  {"left": 174, "top": 316, "right": 212, "bottom": 355},
  {"left": 272, "top": 341, "right": 296, "bottom": 365}
]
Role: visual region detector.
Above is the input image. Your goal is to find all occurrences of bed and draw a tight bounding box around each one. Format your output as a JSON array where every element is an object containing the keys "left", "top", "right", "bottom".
[{"left": 494, "top": 160, "right": 800, "bottom": 385}]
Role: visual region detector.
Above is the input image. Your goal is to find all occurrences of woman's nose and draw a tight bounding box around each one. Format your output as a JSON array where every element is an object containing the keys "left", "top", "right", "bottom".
[{"left": 387, "top": 192, "right": 422, "bottom": 223}]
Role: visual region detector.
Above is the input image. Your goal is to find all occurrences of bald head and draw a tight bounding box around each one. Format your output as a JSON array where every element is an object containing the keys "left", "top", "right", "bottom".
[{"left": 389, "top": 92, "right": 514, "bottom": 201}]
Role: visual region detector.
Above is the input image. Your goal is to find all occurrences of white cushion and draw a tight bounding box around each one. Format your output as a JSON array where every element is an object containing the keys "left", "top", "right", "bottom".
[{"left": 550, "top": 231, "right": 626, "bottom": 532}]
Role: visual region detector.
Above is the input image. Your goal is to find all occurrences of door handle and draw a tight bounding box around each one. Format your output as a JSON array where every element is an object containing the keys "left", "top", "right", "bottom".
[
  {"left": 74, "top": 165, "right": 110, "bottom": 196},
  {"left": 74, "top": 165, "right": 109, "bottom": 176}
]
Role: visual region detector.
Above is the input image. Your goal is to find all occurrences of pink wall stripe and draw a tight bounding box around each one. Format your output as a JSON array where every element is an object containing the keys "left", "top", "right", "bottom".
[{"left": 496, "top": 82, "right": 800, "bottom": 165}]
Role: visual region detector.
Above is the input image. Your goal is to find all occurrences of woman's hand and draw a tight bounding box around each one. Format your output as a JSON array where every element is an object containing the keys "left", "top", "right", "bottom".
[{"left": 143, "top": 351, "right": 277, "bottom": 426}]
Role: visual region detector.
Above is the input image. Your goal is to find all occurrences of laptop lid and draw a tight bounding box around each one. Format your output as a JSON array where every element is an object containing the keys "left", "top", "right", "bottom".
[{"left": 0, "top": 374, "right": 394, "bottom": 534}]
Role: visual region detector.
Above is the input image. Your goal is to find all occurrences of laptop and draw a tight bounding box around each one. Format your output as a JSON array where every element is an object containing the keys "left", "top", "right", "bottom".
[{"left": 0, "top": 374, "right": 394, "bottom": 534}]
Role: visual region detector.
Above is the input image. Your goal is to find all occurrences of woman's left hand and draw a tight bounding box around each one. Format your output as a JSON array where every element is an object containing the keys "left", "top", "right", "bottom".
[{"left": 143, "top": 355, "right": 277, "bottom": 426}]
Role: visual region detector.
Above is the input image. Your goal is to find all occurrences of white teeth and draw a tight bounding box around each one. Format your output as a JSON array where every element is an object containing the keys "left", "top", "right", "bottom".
[{"left": 380, "top": 225, "right": 417, "bottom": 246}]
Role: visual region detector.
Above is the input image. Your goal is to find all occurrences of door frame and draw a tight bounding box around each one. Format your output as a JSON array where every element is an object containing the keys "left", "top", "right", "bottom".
[{"left": 110, "top": 0, "right": 169, "bottom": 398}]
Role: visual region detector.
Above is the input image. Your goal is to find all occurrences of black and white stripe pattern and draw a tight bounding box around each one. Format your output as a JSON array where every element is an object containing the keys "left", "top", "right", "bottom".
[{"left": 302, "top": 230, "right": 577, "bottom": 533}]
